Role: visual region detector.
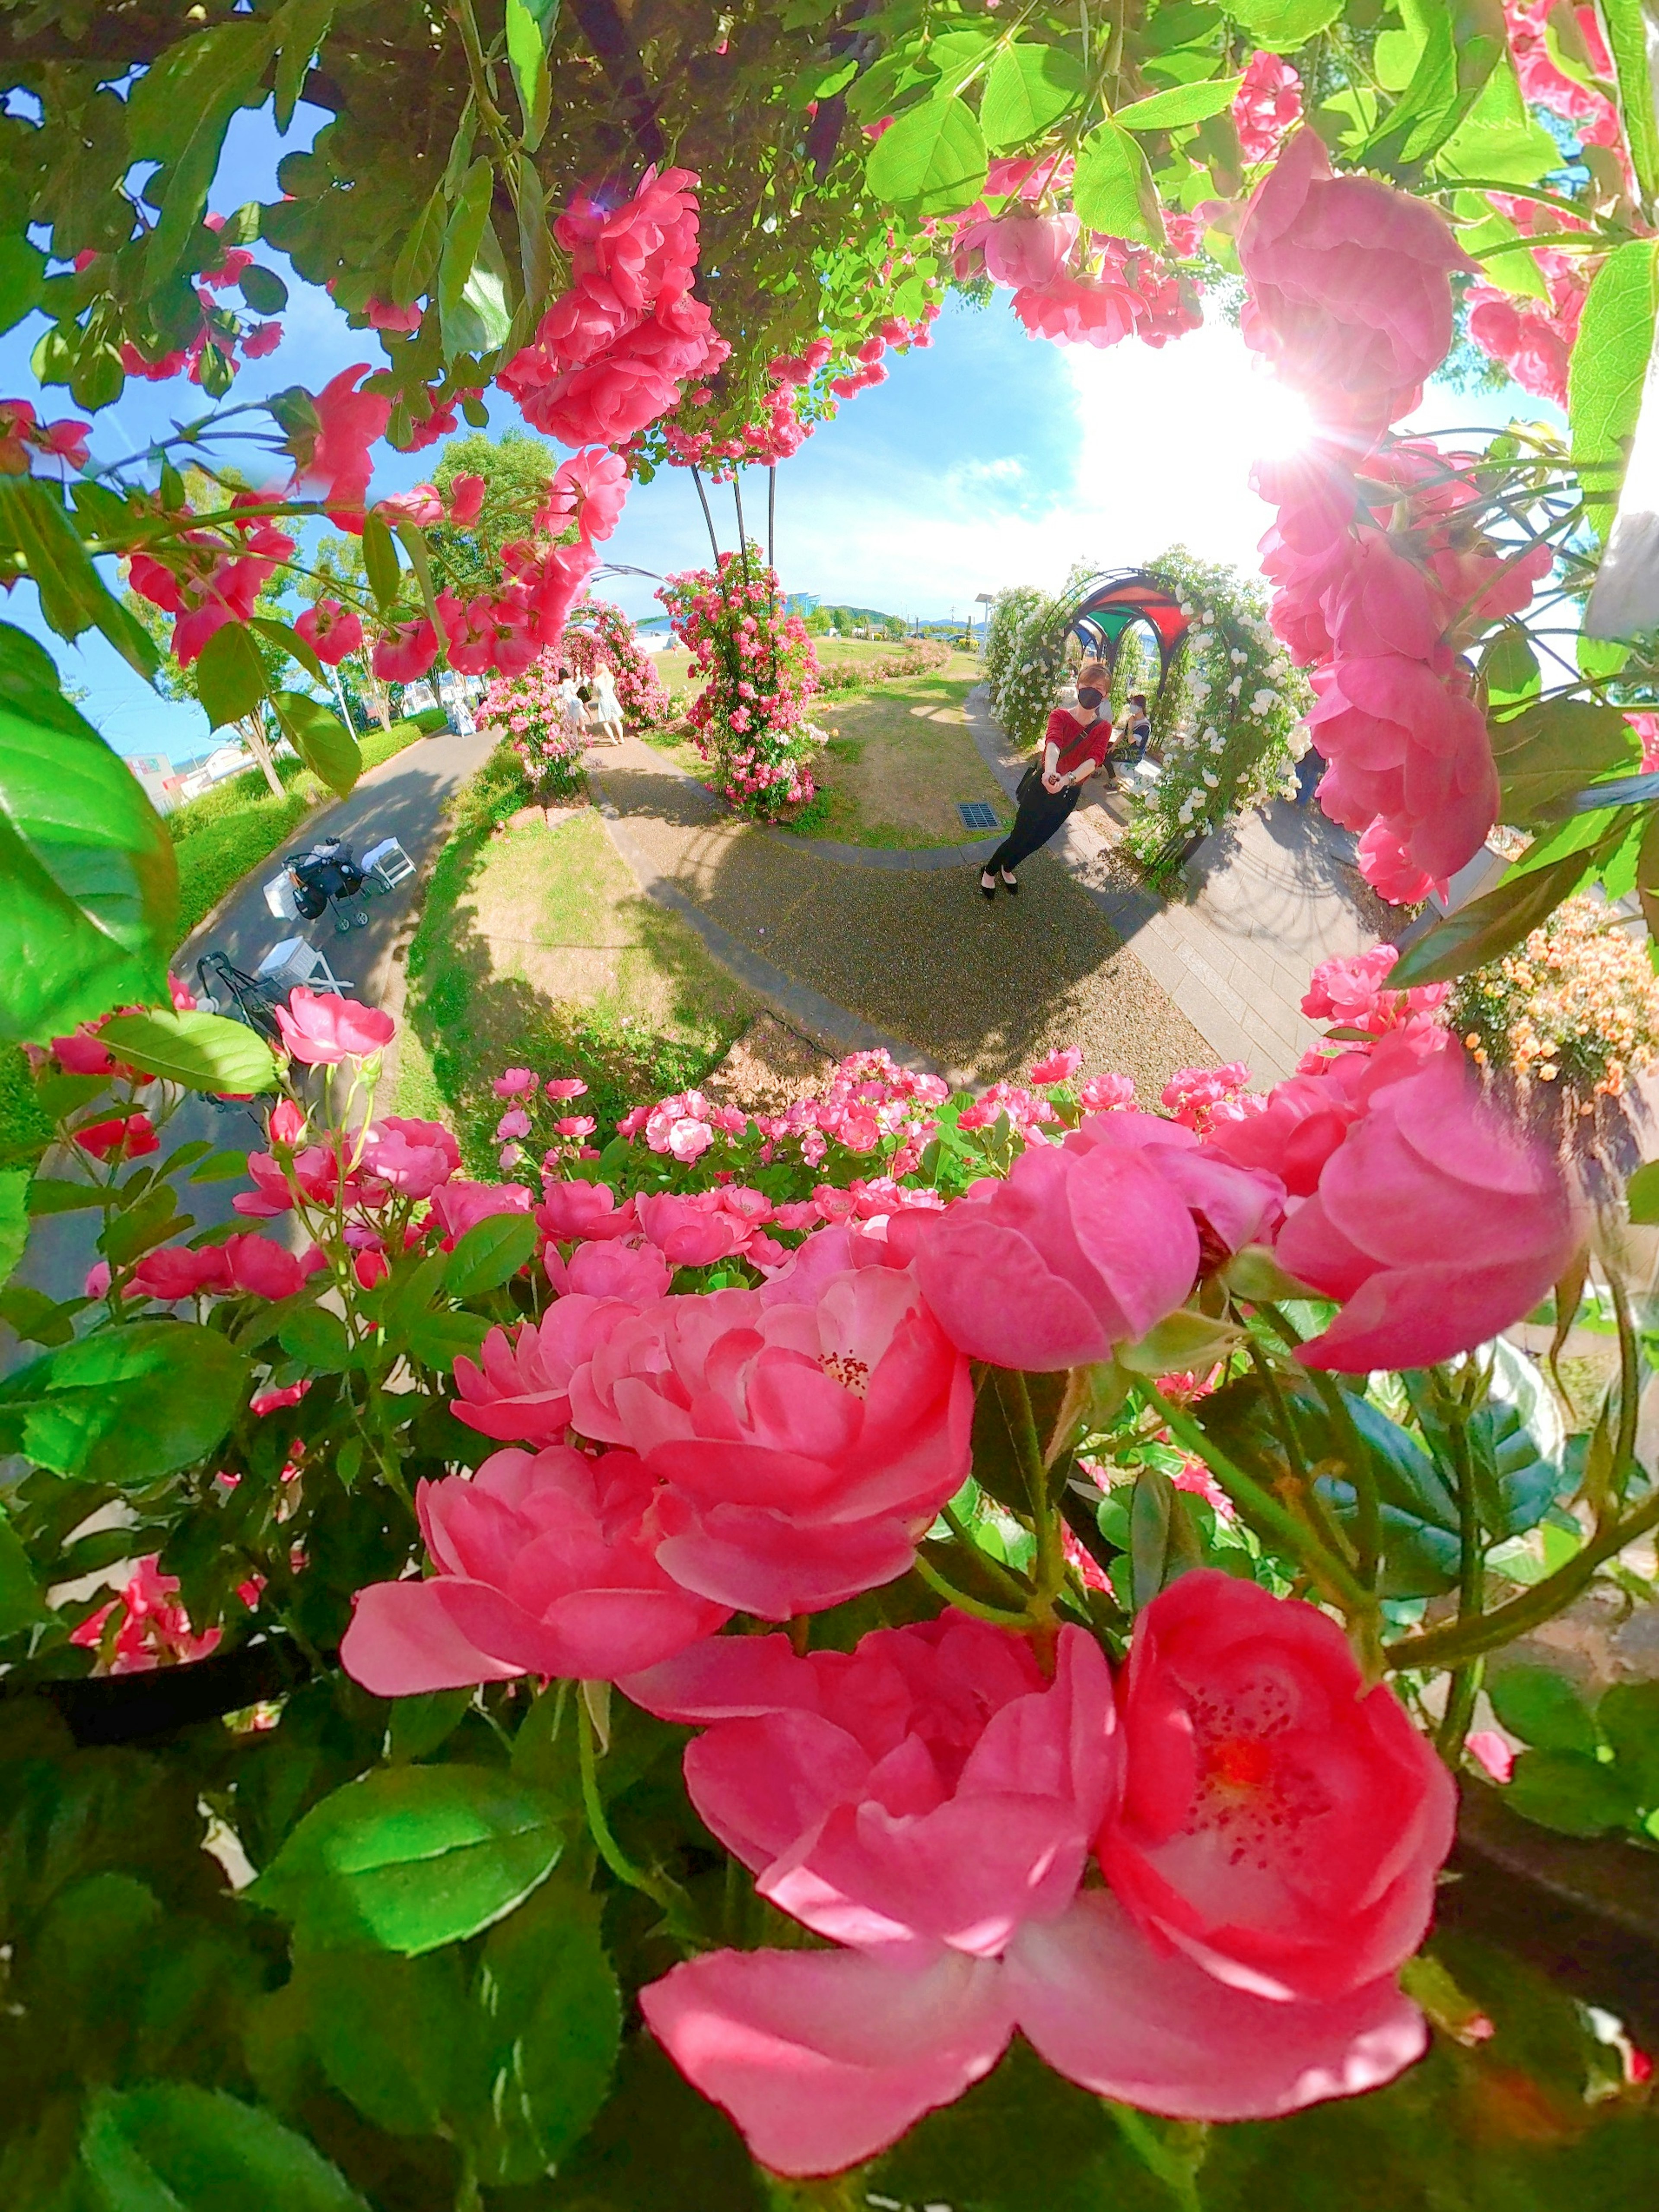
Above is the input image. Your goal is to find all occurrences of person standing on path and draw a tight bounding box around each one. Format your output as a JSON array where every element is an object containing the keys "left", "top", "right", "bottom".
[
  {"left": 981, "top": 660, "right": 1112, "bottom": 900},
  {"left": 590, "top": 661, "right": 626, "bottom": 746}
]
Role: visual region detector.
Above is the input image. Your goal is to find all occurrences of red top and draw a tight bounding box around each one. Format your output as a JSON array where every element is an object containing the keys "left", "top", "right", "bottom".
[{"left": 1044, "top": 708, "right": 1110, "bottom": 778}]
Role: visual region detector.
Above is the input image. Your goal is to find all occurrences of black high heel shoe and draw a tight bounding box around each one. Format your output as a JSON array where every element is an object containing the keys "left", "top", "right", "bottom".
[
  {"left": 979, "top": 871, "right": 997, "bottom": 901},
  {"left": 1000, "top": 870, "right": 1019, "bottom": 895}
]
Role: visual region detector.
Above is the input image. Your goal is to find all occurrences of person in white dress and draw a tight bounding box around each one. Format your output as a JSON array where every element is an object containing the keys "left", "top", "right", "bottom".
[
  {"left": 589, "top": 661, "right": 625, "bottom": 746},
  {"left": 556, "top": 666, "right": 590, "bottom": 748}
]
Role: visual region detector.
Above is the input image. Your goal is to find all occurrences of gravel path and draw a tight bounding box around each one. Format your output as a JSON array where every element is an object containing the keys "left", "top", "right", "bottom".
[{"left": 588, "top": 741, "right": 1211, "bottom": 1095}]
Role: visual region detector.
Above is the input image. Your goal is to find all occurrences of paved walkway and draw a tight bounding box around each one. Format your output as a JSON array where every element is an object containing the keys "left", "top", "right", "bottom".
[
  {"left": 584, "top": 736, "right": 1213, "bottom": 1098},
  {"left": 962, "top": 688, "right": 1382, "bottom": 1083}
]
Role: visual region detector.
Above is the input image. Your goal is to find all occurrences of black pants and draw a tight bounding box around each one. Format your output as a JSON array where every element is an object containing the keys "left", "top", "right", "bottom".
[{"left": 987, "top": 783, "right": 1077, "bottom": 874}]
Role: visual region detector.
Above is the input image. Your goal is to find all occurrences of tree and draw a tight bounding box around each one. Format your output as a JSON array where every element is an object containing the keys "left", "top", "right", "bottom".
[{"left": 430, "top": 429, "right": 556, "bottom": 595}]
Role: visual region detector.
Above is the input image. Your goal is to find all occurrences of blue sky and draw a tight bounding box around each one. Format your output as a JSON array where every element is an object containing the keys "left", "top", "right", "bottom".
[{"left": 2, "top": 100, "right": 1546, "bottom": 764}]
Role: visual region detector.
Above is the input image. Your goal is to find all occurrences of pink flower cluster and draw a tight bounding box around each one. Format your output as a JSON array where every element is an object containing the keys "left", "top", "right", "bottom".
[
  {"left": 1465, "top": 194, "right": 1591, "bottom": 409},
  {"left": 561, "top": 595, "right": 669, "bottom": 724},
  {"left": 1233, "top": 51, "right": 1303, "bottom": 166},
  {"left": 498, "top": 167, "right": 728, "bottom": 449},
  {"left": 70, "top": 1555, "right": 261, "bottom": 1674},
  {"left": 127, "top": 491, "right": 297, "bottom": 665},
  {"left": 0, "top": 397, "right": 91, "bottom": 476},
  {"left": 950, "top": 161, "right": 1203, "bottom": 352},
  {"left": 114, "top": 216, "right": 283, "bottom": 386},
  {"left": 658, "top": 552, "right": 822, "bottom": 817},
  {"left": 632, "top": 1573, "right": 1454, "bottom": 2174},
  {"left": 477, "top": 656, "right": 591, "bottom": 798},
  {"left": 344, "top": 1227, "right": 973, "bottom": 1660},
  {"left": 616, "top": 1049, "right": 952, "bottom": 1176},
  {"left": 1240, "top": 136, "right": 1560, "bottom": 899}
]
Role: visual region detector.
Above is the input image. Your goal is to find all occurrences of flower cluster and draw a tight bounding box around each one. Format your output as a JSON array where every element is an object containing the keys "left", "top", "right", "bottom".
[
  {"left": 490, "top": 1064, "right": 600, "bottom": 1171},
  {"left": 126, "top": 491, "right": 298, "bottom": 666},
  {"left": 498, "top": 166, "right": 728, "bottom": 448},
  {"left": 1465, "top": 193, "right": 1592, "bottom": 409},
  {"left": 1240, "top": 135, "right": 1553, "bottom": 902},
  {"left": 658, "top": 550, "right": 822, "bottom": 817},
  {"left": 0, "top": 398, "right": 90, "bottom": 476},
  {"left": 634, "top": 1574, "right": 1454, "bottom": 2174},
  {"left": 114, "top": 213, "right": 284, "bottom": 387},
  {"left": 1448, "top": 895, "right": 1659, "bottom": 1104},
  {"left": 1119, "top": 547, "right": 1309, "bottom": 867},
  {"left": 477, "top": 657, "right": 591, "bottom": 801},
  {"left": 1233, "top": 51, "right": 1303, "bottom": 166},
  {"left": 562, "top": 593, "right": 669, "bottom": 724},
  {"left": 616, "top": 1048, "right": 953, "bottom": 1180},
  {"left": 948, "top": 160, "right": 1203, "bottom": 354},
  {"left": 70, "top": 1556, "right": 261, "bottom": 1674}
]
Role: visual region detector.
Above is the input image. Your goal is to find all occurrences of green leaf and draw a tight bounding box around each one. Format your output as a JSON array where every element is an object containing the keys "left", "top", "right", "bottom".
[
  {"left": 406, "top": 1307, "right": 491, "bottom": 1368},
  {"left": 1503, "top": 1747, "right": 1636, "bottom": 1837},
  {"left": 0, "top": 233, "right": 46, "bottom": 338},
  {"left": 195, "top": 621, "right": 269, "bottom": 731},
  {"left": 390, "top": 187, "right": 446, "bottom": 310},
  {"left": 1388, "top": 845, "right": 1607, "bottom": 987},
  {"left": 277, "top": 1305, "right": 354, "bottom": 1372},
  {"left": 1363, "top": 0, "right": 1506, "bottom": 172},
  {"left": 1478, "top": 623, "right": 1540, "bottom": 704},
  {"left": 291, "top": 1947, "right": 467, "bottom": 2136},
  {"left": 445, "top": 1211, "right": 540, "bottom": 1297},
  {"left": 469, "top": 1879, "right": 623, "bottom": 2186},
  {"left": 1599, "top": 0, "right": 1659, "bottom": 214},
  {"left": 456, "top": 219, "right": 515, "bottom": 356},
  {"left": 1598, "top": 1680, "right": 1659, "bottom": 1807},
  {"left": 979, "top": 42, "right": 1086, "bottom": 153},
  {"left": 238, "top": 263, "right": 289, "bottom": 315},
  {"left": 1627, "top": 1158, "right": 1659, "bottom": 1223},
  {"left": 1112, "top": 76, "right": 1243, "bottom": 133},
  {"left": 506, "top": 0, "right": 559, "bottom": 152},
  {"left": 26, "top": 1177, "right": 109, "bottom": 1216},
  {"left": 1433, "top": 55, "right": 1558, "bottom": 186},
  {"left": 246, "top": 1766, "right": 563, "bottom": 1954},
  {"left": 274, "top": 0, "right": 335, "bottom": 134},
  {"left": 0, "top": 479, "right": 160, "bottom": 678},
  {"left": 439, "top": 158, "right": 496, "bottom": 361},
  {"left": 1570, "top": 237, "right": 1659, "bottom": 543},
  {"left": 387, "top": 1687, "right": 473, "bottom": 1763},
  {"left": 360, "top": 508, "right": 402, "bottom": 616},
  {"left": 1225, "top": 0, "right": 1341, "bottom": 52},
  {"left": 99, "top": 1009, "right": 279, "bottom": 1095},
  {"left": 125, "top": 21, "right": 277, "bottom": 288},
  {"left": 0, "top": 622, "right": 177, "bottom": 1043},
  {"left": 0, "top": 1320, "right": 249, "bottom": 1488},
  {"left": 1487, "top": 698, "right": 1640, "bottom": 825},
  {"left": 271, "top": 690, "right": 361, "bottom": 800},
  {"left": 248, "top": 613, "right": 324, "bottom": 685},
  {"left": 0, "top": 1498, "right": 44, "bottom": 1637},
  {"left": 867, "top": 97, "right": 988, "bottom": 217},
  {"left": 81, "top": 2083, "right": 370, "bottom": 2212},
  {"left": 1488, "top": 1664, "right": 1598, "bottom": 1755},
  {"left": 1073, "top": 124, "right": 1164, "bottom": 245},
  {"left": 0, "top": 1164, "right": 25, "bottom": 1286}
]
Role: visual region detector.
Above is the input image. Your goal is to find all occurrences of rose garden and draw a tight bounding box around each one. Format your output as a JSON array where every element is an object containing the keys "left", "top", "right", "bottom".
[{"left": 4, "top": 4, "right": 1659, "bottom": 2208}]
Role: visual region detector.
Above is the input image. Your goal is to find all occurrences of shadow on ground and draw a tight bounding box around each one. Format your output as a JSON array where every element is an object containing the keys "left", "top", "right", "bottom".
[{"left": 595, "top": 755, "right": 1211, "bottom": 1095}]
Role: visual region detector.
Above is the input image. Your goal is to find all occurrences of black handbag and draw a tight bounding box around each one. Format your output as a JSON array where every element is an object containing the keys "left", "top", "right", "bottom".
[{"left": 1016, "top": 758, "right": 1043, "bottom": 806}]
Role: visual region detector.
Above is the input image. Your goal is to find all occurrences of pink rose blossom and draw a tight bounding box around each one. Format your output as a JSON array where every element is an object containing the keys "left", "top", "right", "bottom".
[
  {"left": 363, "top": 1115, "right": 461, "bottom": 1198},
  {"left": 494, "top": 1067, "right": 540, "bottom": 1098},
  {"left": 1028, "top": 1047, "right": 1083, "bottom": 1086},
  {"left": 545, "top": 1076, "right": 589, "bottom": 1100},
  {"left": 273, "top": 985, "right": 395, "bottom": 1066},
  {"left": 452, "top": 1294, "right": 641, "bottom": 1445},
  {"left": 341, "top": 1445, "right": 730, "bottom": 1692},
  {"left": 537, "top": 1180, "right": 639, "bottom": 1243},
  {"left": 546, "top": 1239, "right": 672, "bottom": 1302},
  {"left": 494, "top": 1107, "right": 533, "bottom": 1142}
]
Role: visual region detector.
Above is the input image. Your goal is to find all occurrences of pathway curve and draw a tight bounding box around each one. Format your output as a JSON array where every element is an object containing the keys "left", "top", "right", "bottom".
[
  {"left": 4, "top": 726, "right": 496, "bottom": 1343},
  {"left": 583, "top": 735, "right": 1213, "bottom": 1097},
  {"left": 962, "top": 686, "right": 1381, "bottom": 1082}
]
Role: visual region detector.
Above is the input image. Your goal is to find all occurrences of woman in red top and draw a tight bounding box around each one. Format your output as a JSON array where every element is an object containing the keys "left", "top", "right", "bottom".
[{"left": 980, "top": 658, "right": 1113, "bottom": 899}]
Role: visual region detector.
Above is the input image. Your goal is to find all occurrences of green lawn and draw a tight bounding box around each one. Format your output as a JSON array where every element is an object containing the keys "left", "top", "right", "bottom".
[
  {"left": 169, "top": 715, "right": 432, "bottom": 944},
  {"left": 785, "top": 667, "right": 1010, "bottom": 849},
  {"left": 396, "top": 746, "right": 758, "bottom": 1174}
]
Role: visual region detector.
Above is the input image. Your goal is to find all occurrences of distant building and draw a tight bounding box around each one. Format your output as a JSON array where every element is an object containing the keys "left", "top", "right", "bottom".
[{"left": 125, "top": 751, "right": 177, "bottom": 816}]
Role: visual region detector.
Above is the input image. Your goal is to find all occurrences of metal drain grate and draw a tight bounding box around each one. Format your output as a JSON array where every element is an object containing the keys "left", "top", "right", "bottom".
[{"left": 957, "top": 800, "right": 999, "bottom": 831}]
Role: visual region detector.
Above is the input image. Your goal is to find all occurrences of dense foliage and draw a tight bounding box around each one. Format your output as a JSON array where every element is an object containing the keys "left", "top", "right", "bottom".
[{"left": 8, "top": 1, "right": 1659, "bottom": 2205}]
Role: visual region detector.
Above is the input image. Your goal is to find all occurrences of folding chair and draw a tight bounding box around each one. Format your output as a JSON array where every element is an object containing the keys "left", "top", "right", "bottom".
[
  {"left": 360, "top": 836, "right": 415, "bottom": 891},
  {"left": 255, "top": 936, "right": 353, "bottom": 998}
]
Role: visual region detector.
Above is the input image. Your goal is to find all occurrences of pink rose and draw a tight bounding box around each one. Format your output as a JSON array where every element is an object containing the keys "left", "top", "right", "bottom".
[
  {"left": 341, "top": 1444, "right": 730, "bottom": 1693},
  {"left": 545, "top": 1076, "right": 589, "bottom": 1101},
  {"left": 295, "top": 598, "right": 364, "bottom": 666},
  {"left": 363, "top": 1116, "right": 460, "bottom": 1198},
  {"left": 1238, "top": 130, "right": 1474, "bottom": 430},
  {"left": 273, "top": 986, "right": 395, "bottom": 1066},
  {"left": 568, "top": 1264, "right": 973, "bottom": 1616},
  {"left": 1275, "top": 1041, "right": 1582, "bottom": 1370},
  {"left": 425, "top": 1180, "right": 534, "bottom": 1244},
  {"left": 981, "top": 209, "right": 1079, "bottom": 289},
  {"left": 494, "top": 1107, "right": 533, "bottom": 1142},
  {"left": 537, "top": 1180, "right": 638, "bottom": 1243},
  {"left": 1103, "top": 1571, "right": 1455, "bottom": 2001},
  {"left": 911, "top": 1115, "right": 1281, "bottom": 1371},
  {"left": 635, "top": 1190, "right": 751, "bottom": 1269},
  {"left": 74, "top": 1113, "right": 159, "bottom": 1162},
  {"left": 446, "top": 470, "right": 486, "bottom": 525},
  {"left": 452, "top": 1293, "right": 640, "bottom": 1445},
  {"left": 493, "top": 1067, "right": 540, "bottom": 1098},
  {"left": 637, "top": 1580, "right": 1437, "bottom": 2176},
  {"left": 1028, "top": 1047, "right": 1082, "bottom": 1086},
  {"left": 546, "top": 1239, "right": 672, "bottom": 1303}
]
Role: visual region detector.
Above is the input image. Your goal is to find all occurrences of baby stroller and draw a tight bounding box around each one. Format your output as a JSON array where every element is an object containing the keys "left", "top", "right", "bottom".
[
  {"left": 194, "top": 951, "right": 286, "bottom": 1051},
  {"left": 283, "top": 836, "right": 370, "bottom": 935}
]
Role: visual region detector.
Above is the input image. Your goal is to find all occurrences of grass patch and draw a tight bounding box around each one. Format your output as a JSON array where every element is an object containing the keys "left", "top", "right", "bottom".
[
  {"left": 782, "top": 672, "right": 1010, "bottom": 849},
  {"left": 168, "top": 717, "right": 430, "bottom": 945},
  {"left": 397, "top": 746, "right": 758, "bottom": 1174}
]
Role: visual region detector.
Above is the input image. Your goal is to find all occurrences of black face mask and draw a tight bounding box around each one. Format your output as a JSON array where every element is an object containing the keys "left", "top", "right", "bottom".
[{"left": 1076, "top": 685, "right": 1103, "bottom": 710}]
